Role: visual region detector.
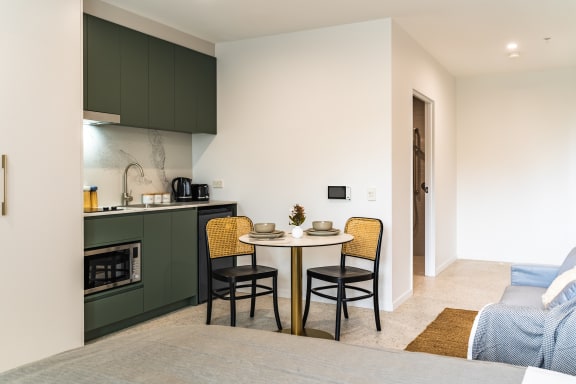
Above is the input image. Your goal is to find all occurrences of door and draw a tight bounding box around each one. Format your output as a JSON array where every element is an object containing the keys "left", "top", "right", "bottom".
[
  {"left": 412, "top": 91, "right": 435, "bottom": 277},
  {"left": 412, "top": 97, "right": 426, "bottom": 275},
  {"left": 0, "top": 0, "right": 83, "bottom": 372}
]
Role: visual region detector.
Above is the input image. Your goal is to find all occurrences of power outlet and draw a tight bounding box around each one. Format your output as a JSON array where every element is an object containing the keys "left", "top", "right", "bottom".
[
  {"left": 212, "top": 179, "right": 224, "bottom": 188},
  {"left": 367, "top": 187, "right": 376, "bottom": 201}
]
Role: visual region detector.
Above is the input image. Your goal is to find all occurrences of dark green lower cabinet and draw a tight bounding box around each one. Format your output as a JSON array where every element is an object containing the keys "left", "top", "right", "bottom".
[
  {"left": 85, "top": 287, "right": 143, "bottom": 332},
  {"left": 143, "top": 209, "right": 198, "bottom": 311},
  {"left": 143, "top": 212, "right": 172, "bottom": 311},
  {"left": 84, "top": 208, "right": 198, "bottom": 340},
  {"left": 84, "top": 214, "right": 142, "bottom": 248},
  {"left": 171, "top": 209, "right": 198, "bottom": 302}
]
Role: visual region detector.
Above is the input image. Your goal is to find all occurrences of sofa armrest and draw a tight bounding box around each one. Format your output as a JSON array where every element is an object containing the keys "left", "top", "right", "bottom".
[{"left": 511, "top": 264, "right": 559, "bottom": 288}]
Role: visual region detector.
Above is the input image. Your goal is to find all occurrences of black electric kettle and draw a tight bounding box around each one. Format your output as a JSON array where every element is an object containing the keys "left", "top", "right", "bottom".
[{"left": 172, "top": 177, "right": 193, "bottom": 201}]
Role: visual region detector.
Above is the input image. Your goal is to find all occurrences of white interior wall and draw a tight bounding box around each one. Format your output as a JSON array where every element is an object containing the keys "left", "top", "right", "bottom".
[
  {"left": 193, "top": 19, "right": 395, "bottom": 309},
  {"left": 0, "top": 0, "right": 83, "bottom": 372},
  {"left": 457, "top": 67, "right": 576, "bottom": 264},
  {"left": 390, "top": 22, "right": 457, "bottom": 306}
]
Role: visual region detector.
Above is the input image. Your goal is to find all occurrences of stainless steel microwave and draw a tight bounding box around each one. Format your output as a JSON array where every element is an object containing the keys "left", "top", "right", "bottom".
[{"left": 84, "top": 242, "right": 141, "bottom": 295}]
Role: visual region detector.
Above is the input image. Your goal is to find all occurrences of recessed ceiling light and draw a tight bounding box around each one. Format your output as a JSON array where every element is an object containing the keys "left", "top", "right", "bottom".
[{"left": 506, "top": 42, "right": 518, "bottom": 50}]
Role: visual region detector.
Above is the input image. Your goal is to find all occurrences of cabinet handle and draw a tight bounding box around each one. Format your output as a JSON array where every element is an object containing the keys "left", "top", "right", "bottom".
[{"left": 2, "top": 154, "right": 6, "bottom": 216}]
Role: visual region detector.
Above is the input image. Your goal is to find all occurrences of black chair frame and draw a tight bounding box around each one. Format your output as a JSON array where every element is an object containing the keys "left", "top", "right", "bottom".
[
  {"left": 302, "top": 217, "right": 383, "bottom": 340},
  {"left": 205, "top": 217, "right": 282, "bottom": 330}
]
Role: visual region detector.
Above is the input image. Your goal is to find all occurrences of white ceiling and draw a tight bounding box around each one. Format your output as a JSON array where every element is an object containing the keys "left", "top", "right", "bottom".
[{"left": 100, "top": 0, "right": 576, "bottom": 77}]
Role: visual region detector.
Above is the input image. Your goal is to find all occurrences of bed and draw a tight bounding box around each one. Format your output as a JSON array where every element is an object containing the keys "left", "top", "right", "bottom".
[{"left": 0, "top": 324, "right": 526, "bottom": 383}]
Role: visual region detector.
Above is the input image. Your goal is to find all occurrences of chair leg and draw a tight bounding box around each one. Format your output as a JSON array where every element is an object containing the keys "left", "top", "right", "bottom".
[
  {"left": 373, "top": 282, "right": 381, "bottom": 331},
  {"left": 272, "top": 274, "right": 282, "bottom": 330},
  {"left": 335, "top": 282, "right": 344, "bottom": 341},
  {"left": 250, "top": 278, "right": 256, "bottom": 318},
  {"left": 342, "top": 284, "right": 349, "bottom": 319},
  {"left": 229, "top": 281, "right": 236, "bottom": 327},
  {"left": 206, "top": 277, "right": 213, "bottom": 325},
  {"left": 302, "top": 274, "right": 312, "bottom": 328},
  {"left": 206, "top": 292, "right": 213, "bottom": 325}
]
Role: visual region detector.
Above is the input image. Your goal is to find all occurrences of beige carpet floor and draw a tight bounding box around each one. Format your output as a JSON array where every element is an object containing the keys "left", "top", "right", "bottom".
[{"left": 98, "top": 259, "right": 510, "bottom": 350}]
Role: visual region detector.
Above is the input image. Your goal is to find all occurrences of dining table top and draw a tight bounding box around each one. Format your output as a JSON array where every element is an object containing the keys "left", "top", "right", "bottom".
[{"left": 239, "top": 231, "right": 353, "bottom": 248}]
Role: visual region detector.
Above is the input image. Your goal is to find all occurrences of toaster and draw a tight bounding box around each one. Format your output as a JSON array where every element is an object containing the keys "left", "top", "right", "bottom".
[{"left": 192, "top": 184, "right": 209, "bottom": 201}]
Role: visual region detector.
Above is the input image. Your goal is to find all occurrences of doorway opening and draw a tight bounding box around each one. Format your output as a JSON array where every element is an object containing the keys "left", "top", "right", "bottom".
[
  {"left": 412, "top": 91, "right": 434, "bottom": 277},
  {"left": 413, "top": 97, "right": 426, "bottom": 276}
]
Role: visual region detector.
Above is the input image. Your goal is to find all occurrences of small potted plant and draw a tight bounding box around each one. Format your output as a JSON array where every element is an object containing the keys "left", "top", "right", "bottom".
[{"left": 288, "top": 203, "right": 306, "bottom": 238}]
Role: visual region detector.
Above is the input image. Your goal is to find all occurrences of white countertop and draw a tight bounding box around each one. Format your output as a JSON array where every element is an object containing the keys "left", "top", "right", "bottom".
[{"left": 83, "top": 200, "right": 237, "bottom": 217}]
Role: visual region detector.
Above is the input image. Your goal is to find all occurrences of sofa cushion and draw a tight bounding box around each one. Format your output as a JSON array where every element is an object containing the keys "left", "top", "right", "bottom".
[
  {"left": 542, "top": 267, "right": 576, "bottom": 309},
  {"left": 500, "top": 285, "right": 547, "bottom": 309},
  {"left": 557, "top": 247, "right": 576, "bottom": 275}
]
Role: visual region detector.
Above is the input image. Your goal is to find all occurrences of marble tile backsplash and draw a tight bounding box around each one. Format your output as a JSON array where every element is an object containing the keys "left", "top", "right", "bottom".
[{"left": 83, "top": 124, "right": 193, "bottom": 207}]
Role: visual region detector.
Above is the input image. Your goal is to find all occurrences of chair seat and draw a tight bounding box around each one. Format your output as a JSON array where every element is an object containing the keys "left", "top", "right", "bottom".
[
  {"left": 308, "top": 265, "right": 373, "bottom": 283},
  {"left": 213, "top": 265, "right": 277, "bottom": 282}
]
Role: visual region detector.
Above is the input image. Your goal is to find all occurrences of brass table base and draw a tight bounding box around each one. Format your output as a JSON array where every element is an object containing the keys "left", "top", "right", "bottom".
[
  {"left": 280, "top": 328, "right": 333, "bottom": 340},
  {"left": 287, "top": 246, "right": 334, "bottom": 340}
]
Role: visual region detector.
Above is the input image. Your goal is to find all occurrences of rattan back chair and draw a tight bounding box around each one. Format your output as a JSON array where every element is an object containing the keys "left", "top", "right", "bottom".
[
  {"left": 205, "top": 216, "right": 282, "bottom": 329},
  {"left": 302, "top": 217, "right": 383, "bottom": 340}
]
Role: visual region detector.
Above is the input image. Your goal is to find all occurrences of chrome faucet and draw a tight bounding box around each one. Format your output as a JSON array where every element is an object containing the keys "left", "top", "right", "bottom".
[{"left": 122, "top": 162, "right": 144, "bottom": 206}]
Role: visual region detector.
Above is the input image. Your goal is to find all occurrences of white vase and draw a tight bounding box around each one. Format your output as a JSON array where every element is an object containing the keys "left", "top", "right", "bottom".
[{"left": 292, "top": 226, "right": 304, "bottom": 238}]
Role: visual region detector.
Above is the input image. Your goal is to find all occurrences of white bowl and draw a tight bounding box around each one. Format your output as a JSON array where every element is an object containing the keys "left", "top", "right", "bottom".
[
  {"left": 312, "top": 221, "right": 333, "bottom": 231},
  {"left": 254, "top": 223, "right": 275, "bottom": 233}
]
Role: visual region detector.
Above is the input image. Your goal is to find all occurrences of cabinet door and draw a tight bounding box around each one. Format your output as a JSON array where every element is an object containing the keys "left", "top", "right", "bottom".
[
  {"left": 120, "top": 27, "right": 149, "bottom": 128},
  {"left": 83, "top": 16, "right": 87, "bottom": 110},
  {"left": 171, "top": 209, "right": 198, "bottom": 302},
  {"left": 149, "top": 37, "right": 174, "bottom": 131},
  {"left": 84, "top": 287, "right": 143, "bottom": 331},
  {"left": 174, "top": 45, "right": 196, "bottom": 134},
  {"left": 143, "top": 212, "right": 172, "bottom": 311},
  {"left": 84, "top": 215, "right": 143, "bottom": 248},
  {"left": 174, "top": 46, "right": 216, "bottom": 134},
  {"left": 195, "top": 52, "right": 217, "bottom": 134},
  {"left": 84, "top": 15, "right": 121, "bottom": 114}
]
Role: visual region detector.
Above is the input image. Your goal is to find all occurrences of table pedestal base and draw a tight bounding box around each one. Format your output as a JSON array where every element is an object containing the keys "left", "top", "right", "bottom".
[{"left": 280, "top": 328, "right": 333, "bottom": 340}]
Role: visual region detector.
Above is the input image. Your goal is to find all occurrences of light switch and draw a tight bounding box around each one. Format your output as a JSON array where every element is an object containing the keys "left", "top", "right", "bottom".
[
  {"left": 367, "top": 187, "right": 376, "bottom": 201},
  {"left": 212, "top": 179, "right": 224, "bottom": 188}
]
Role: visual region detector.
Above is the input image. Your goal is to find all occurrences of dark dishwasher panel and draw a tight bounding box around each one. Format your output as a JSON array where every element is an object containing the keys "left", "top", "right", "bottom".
[{"left": 198, "top": 207, "right": 235, "bottom": 303}]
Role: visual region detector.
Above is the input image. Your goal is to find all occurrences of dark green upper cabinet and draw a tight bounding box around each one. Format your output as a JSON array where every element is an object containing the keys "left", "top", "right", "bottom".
[
  {"left": 84, "top": 14, "right": 121, "bottom": 114},
  {"left": 195, "top": 53, "right": 217, "bottom": 134},
  {"left": 149, "top": 37, "right": 175, "bottom": 131},
  {"left": 83, "top": 14, "right": 216, "bottom": 134},
  {"left": 175, "top": 46, "right": 217, "bottom": 134},
  {"left": 120, "top": 27, "right": 149, "bottom": 128}
]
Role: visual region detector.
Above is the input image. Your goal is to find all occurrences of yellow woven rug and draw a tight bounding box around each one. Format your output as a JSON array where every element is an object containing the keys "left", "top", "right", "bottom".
[{"left": 405, "top": 308, "right": 478, "bottom": 358}]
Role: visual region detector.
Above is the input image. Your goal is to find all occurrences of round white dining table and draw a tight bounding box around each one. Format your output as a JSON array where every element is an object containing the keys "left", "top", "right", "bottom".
[{"left": 239, "top": 231, "right": 353, "bottom": 338}]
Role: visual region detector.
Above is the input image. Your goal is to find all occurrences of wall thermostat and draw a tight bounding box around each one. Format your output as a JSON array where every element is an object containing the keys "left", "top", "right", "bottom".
[{"left": 328, "top": 186, "right": 351, "bottom": 200}]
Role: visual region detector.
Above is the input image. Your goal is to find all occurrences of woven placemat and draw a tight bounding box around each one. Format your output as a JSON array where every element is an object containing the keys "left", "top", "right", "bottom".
[{"left": 405, "top": 308, "right": 478, "bottom": 358}]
